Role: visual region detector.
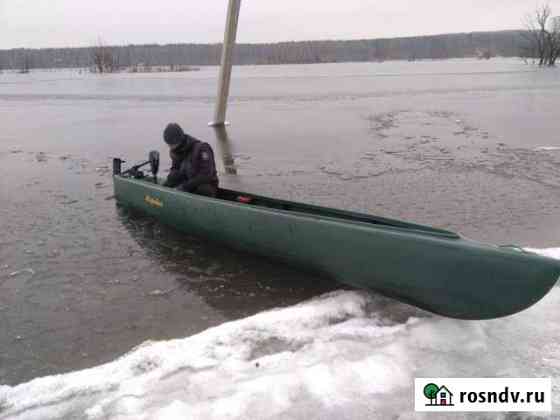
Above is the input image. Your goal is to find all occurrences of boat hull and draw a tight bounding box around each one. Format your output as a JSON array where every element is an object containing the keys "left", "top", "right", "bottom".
[{"left": 114, "top": 176, "right": 560, "bottom": 320}]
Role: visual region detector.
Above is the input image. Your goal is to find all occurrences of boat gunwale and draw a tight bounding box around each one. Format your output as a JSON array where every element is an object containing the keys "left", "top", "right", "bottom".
[{"left": 115, "top": 176, "right": 462, "bottom": 240}]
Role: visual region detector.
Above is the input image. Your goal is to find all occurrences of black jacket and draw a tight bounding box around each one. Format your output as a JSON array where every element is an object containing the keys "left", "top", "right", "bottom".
[{"left": 163, "top": 135, "right": 219, "bottom": 192}]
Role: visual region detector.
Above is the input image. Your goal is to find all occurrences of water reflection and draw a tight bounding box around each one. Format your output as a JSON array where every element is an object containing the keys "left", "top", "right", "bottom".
[
  {"left": 212, "top": 126, "right": 237, "bottom": 175},
  {"left": 117, "top": 206, "right": 340, "bottom": 319}
]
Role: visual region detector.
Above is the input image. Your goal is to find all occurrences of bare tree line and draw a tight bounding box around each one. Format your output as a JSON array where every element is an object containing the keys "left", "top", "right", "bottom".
[
  {"left": 0, "top": 30, "right": 526, "bottom": 72},
  {"left": 0, "top": 49, "right": 34, "bottom": 73}
]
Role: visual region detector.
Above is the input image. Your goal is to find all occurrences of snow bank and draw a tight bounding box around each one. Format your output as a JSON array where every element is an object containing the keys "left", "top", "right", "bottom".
[
  {"left": 526, "top": 248, "right": 560, "bottom": 260},
  {"left": 1, "top": 249, "right": 559, "bottom": 420}
]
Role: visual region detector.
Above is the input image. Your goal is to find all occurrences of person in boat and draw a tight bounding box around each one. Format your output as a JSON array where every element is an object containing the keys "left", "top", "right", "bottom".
[{"left": 162, "top": 123, "right": 219, "bottom": 197}]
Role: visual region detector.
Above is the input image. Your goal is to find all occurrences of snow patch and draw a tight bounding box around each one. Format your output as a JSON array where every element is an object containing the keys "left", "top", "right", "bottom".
[
  {"left": 527, "top": 247, "right": 560, "bottom": 260},
  {"left": 535, "top": 146, "right": 560, "bottom": 151}
]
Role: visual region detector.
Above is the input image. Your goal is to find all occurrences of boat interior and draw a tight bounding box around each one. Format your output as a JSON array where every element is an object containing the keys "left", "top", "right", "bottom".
[
  {"left": 216, "top": 188, "right": 460, "bottom": 238},
  {"left": 119, "top": 174, "right": 460, "bottom": 238}
]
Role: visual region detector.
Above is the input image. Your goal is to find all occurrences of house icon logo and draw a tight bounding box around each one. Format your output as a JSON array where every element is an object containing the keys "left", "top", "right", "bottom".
[{"left": 423, "top": 383, "right": 454, "bottom": 406}]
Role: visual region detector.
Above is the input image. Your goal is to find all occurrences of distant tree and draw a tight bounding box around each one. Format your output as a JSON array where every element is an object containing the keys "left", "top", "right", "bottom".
[
  {"left": 90, "top": 39, "right": 116, "bottom": 73},
  {"left": 19, "top": 51, "right": 32, "bottom": 73},
  {"left": 521, "top": 4, "right": 560, "bottom": 66}
]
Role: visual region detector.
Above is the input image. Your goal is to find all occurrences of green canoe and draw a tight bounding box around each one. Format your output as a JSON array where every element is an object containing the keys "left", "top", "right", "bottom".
[{"left": 113, "top": 174, "right": 560, "bottom": 320}]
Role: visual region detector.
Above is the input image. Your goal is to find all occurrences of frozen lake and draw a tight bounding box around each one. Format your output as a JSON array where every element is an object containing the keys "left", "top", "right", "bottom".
[{"left": 1, "top": 58, "right": 560, "bottom": 417}]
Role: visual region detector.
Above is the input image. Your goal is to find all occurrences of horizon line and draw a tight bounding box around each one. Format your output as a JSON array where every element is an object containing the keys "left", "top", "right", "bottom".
[{"left": 0, "top": 28, "right": 526, "bottom": 51}]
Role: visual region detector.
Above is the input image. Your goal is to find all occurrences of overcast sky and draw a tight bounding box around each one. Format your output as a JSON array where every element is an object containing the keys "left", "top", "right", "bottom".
[{"left": 2, "top": 0, "right": 559, "bottom": 49}]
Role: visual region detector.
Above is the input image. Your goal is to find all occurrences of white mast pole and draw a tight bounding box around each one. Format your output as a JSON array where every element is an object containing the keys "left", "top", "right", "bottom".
[{"left": 209, "top": 0, "right": 241, "bottom": 126}]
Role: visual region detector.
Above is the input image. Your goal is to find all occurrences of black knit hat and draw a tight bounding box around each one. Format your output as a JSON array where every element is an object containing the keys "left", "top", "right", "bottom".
[{"left": 163, "top": 123, "right": 185, "bottom": 147}]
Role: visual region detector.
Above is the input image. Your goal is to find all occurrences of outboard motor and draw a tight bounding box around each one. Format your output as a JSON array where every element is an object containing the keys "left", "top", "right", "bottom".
[
  {"left": 113, "top": 158, "right": 124, "bottom": 175},
  {"left": 114, "top": 151, "right": 160, "bottom": 182},
  {"left": 149, "top": 150, "right": 160, "bottom": 183}
]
